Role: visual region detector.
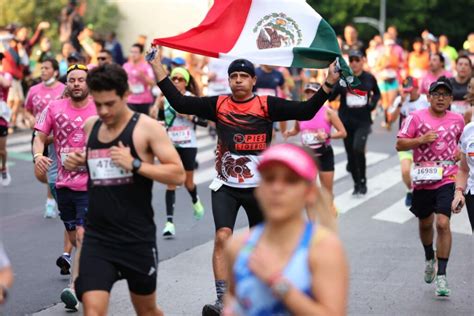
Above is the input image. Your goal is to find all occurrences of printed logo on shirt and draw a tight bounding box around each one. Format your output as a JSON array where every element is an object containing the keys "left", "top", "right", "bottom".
[{"left": 234, "top": 133, "right": 267, "bottom": 151}]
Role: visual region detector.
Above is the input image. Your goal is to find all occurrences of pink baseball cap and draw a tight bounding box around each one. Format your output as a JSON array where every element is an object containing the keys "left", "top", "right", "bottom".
[{"left": 258, "top": 143, "right": 318, "bottom": 182}]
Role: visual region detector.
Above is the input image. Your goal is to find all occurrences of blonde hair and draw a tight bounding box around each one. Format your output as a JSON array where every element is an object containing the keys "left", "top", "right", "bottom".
[{"left": 306, "top": 184, "right": 338, "bottom": 233}]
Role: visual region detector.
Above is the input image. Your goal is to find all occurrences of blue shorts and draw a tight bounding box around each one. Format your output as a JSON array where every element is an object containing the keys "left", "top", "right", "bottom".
[
  {"left": 56, "top": 188, "right": 88, "bottom": 231},
  {"left": 378, "top": 79, "right": 399, "bottom": 93}
]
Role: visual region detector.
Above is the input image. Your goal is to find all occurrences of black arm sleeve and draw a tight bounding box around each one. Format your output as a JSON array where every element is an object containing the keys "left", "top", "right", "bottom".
[
  {"left": 368, "top": 76, "right": 381, "bottom": 112},
  {"left": 328, "top": 84, "right": 342, "bottom": 102},
  {"left": 157, "top": 78, "right": 218, "bottom": 121},
  {"left": 267, "top": 88, "right": 329, "bottom": 122}
]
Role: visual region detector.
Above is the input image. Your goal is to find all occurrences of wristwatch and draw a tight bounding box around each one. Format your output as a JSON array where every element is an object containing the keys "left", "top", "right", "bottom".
[
  {"left": 270, "top": 277, "right": 292, "bottom": 299},
  {"left": 324, "top": 81, "right": 334, "bottom": 89},
  {"left": 132, "top": 158, "right": 142, "bottom": 173}
]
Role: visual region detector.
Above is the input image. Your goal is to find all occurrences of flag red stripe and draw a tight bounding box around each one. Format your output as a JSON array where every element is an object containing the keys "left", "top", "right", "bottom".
[{"left": 153, "top": 0, "right": 252, "bottom": 57}]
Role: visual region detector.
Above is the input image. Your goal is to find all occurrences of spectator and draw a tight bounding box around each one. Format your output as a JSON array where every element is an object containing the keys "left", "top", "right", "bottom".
[
  {"left": 15, "top": 21, "right": 50, "bottom": 56},
  {"left": 59, "top": 0, "right": 84, "bottom": 52},
  {"left": 30, "top": 37, "right": 55, "bottom": 79},
  {"left": 407, "top": 37, "right": 430, "bottom": 81},
  {"left": 104, "top": 32, "right": 125, "bottom": 65}
]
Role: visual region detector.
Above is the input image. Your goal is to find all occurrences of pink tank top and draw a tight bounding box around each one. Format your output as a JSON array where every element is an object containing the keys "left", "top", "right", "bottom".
[{"left": 299, "top": 105, "right": 331, "bottom": 148}]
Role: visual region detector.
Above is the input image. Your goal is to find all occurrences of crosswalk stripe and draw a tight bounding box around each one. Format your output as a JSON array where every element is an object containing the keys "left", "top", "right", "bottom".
[
  {"left": 372, "top": 198, "right": 414, "bottom": 223},
  {"left": 334, "top": 152, "right": 389, "bottom": 182},
  {"left": 5, "top": 133, "right": 31, "bottom": 146},
  {"left": 7, "top": 143, "right": 32, "bottom": 153},
  {"left": 336, "top": 165, "right": 401, "bottom": 214},
  {"left": 195, "top": 166, "right": 216, "bottom": 185},
  {"left": 196, "top": 137, "right": 216, "bottom": 149},
  {"left": 450, "top": 208, "right": 472, "bottom": 235},
  {"left": 196, "top": 148, "right": 215, "bottom": 164}
]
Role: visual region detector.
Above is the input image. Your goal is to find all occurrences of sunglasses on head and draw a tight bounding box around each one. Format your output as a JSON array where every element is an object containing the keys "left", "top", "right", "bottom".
[
  {"left": 349, "top": 57, "right": 361, "bottom": 63},
  {"left": 171, "top": 76, "right": 186, "bottom": 83},
  {"left": 67, "top": 64, "right": 88, "bottom": 74}
]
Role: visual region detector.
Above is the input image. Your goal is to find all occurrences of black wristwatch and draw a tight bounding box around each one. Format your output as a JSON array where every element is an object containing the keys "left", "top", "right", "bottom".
[
  {"left": 324, "top": 81, "right": 334, "bottom": 89},
  {"left": 132, "top": 158, "right": 142, "bottom": 173}
]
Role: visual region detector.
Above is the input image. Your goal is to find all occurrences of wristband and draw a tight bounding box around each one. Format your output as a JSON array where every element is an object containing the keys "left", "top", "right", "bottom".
[
  {"left": 33, "top": 153, "right": 43, "bottom": 162},
  {"left": 455, "top": 187, "right": 465, "bottom": 193},
  {"left": 324, "top": 81, "right": 334, "bottom": 89}
]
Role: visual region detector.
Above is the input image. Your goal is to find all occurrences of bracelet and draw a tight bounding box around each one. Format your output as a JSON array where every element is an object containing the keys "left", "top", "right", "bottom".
[
  {"left": 455, "top": 187, "right": 465, "bottom": 193},
  {"left": 324, "top": 81, "right": 334, "bottom": 89},
  {"left": 33, "top": 153, "right": 43, "bottom": 162}
]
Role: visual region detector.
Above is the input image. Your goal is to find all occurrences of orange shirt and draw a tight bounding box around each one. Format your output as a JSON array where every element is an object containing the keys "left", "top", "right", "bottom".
[{"left": 408, "top": 51, "right": 430, "bottom": 80}]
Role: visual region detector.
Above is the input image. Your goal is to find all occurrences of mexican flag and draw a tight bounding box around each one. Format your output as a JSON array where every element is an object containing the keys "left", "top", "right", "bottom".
[{"left": 153, "top": 0, "right": 354, "bottom": 82}]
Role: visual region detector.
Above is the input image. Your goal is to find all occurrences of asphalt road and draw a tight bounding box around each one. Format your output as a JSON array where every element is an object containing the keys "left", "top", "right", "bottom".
[{"left": 1, "top": 122, "right": 472, "bottom": 315}]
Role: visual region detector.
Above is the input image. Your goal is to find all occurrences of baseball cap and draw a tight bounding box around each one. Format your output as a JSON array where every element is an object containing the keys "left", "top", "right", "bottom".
[
  {"left": 67, "top": 52, "right": 84, "bottom": 62},
  {"left": 429, "top": 76, "right": 453, "bottom": 94},
  {"left": 402, "top": 76, "right": 419, "bottom": 92},
  {"left": 258, "top": 143, "right": 318, "bottom": 182},
  {"left": 304, "top": 82, "right": 321, "bottom": 92},
  {"left": 172, "top": 57, "right": 186, "bottom": 66},
  {"left": 348, "top": 50, "right": 364, "bottom": 58},
  {"left": 228, "top": 59, "right": 256, "bottom": 77}
]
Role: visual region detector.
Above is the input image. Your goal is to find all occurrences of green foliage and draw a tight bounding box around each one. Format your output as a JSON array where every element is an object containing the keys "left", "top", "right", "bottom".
[
  {"left": 83, "top": 0, "right": 121, "bottom": 36},
  {"left": 307, "top": 0, "right": 471, "bottom": 49}
]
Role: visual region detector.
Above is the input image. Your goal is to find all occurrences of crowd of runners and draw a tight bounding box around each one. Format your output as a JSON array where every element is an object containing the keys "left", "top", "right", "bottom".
[{"left": 0, "top": 5, "right": 473, "bottom": 316}]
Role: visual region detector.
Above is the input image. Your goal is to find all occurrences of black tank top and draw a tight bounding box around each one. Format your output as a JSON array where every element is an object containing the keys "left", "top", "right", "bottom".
[{"left": 85, "top": 113, "right": 156, "bottom": 244}]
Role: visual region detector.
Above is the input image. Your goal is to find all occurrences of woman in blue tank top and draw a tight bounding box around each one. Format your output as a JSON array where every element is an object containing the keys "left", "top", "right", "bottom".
[{"left": 223, "top": 143, "right": 349, "bottom": 316}]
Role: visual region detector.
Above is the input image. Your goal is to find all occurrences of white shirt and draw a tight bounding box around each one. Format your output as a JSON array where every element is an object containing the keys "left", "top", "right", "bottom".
[{"left": 460, "top": 122, "right": 474, "bottom": 194}]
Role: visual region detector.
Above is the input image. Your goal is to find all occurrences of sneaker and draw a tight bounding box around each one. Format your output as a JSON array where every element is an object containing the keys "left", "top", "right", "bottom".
[
  {"left": 405, "top": 192, "right": 413, "bottom": 207},
  {"left": 193, "top": 199, "right": 205, "bottom": 220},
  {"left": 424, "top": 258, "right": 436, "bottom": 284},
  {"left": 435, "top": 275, "right": 451, "bottom": 297},
  {"left": 352, "top": 185, "right": 360, "bottom": 196},
  {"left": 44, "top": 199, "right": 57, "bottom": 218},
  {"left": 202, "top": 300, "right": 223, "bottom": 316},
  {"left": 162, "top": 221, "right": 175, "bottom": 238},
  {"left": 359, "top": 183, "right": 367, "bottom": 195},
  {"left": 56, "top": 254, "right": 72, "bottom": 275},
  {"left": 60, "top": 287, "right": 79, "bottom": 311},
  {"left": 1, "top": 169, "right": 11, "bottom": 186}
]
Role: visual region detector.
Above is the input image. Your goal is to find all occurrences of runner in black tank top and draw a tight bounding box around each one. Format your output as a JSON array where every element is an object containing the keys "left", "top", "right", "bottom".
[{"left": 67, "top": 64, "right": 185, "bottom": 316}]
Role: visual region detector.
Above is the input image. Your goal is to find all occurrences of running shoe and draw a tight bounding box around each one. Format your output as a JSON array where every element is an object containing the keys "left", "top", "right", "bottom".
[
  {"left": 359, "top": 183, "right": 367, "bottom": 195},
  {"left": 405, "top": 192, "right": 413, "bottom": 207},
  {"left": 162, "top": 221, "right": 175, "bottom": 238},
  {"left": 202, "top": 300, "right": 223, "bottom": 316},
  {"left": 424, "top": 258, "right": 436, "bottom": 284},
  {"left": 44, "top": 199, "right": 57, "bottom": 218},
  {"left": 352, "top": 185, "right": 360, "bottom": 196},
  {"left": 193, "top": 198, "right": 205, "bottom": 220},
  {"left": 1, "top": 169, "right": 11, "bottom": 186},
  {"left": 435, "top": 275, "right": 451, "bottom": 297},
  {"left": 56, "top": 254, "right": 72, "bottom": 275},
  {"left": 60, "top": 287, "right": 79, "bottom": 311}
]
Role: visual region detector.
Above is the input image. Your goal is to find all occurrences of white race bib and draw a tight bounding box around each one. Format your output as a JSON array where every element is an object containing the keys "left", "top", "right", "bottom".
[
  {"left": 301, "top": 130, "right": 323, "bottom": 147},
  {"left": 412, "top": 164, "right": 443, "bottom": 184},
  {"left": 346, "top": 93, "right": 368, "bottom": 108},
  {"left": 168, "top": 126, "right": 192, "bottom": 144},
  {"left": 88, "top": 149, "right": 133, "bottom": 186},
  {"left": 130, "top": 83, "right": 145, "bottom": 94},
  {"left": 60, "top": 147, "right": 86, "bottom": 172}
]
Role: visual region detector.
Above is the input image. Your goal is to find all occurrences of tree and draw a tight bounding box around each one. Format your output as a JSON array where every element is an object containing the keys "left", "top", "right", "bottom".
[{"left": 307, "top": 0, "right": 471, "bottom": 49}]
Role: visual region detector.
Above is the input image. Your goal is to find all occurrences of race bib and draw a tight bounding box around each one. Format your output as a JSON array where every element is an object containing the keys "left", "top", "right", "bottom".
[
  {"left": 412, "top": 162, "right": 443, "bottom": 184},
  {"left": 346, "top": 93, "right": 368, "bottom": 108},
  {"left": 0, "top": 101, "right": 11, "bottom": 122},
  {"left": 60, "top": 147, "right": 87, "bottom": 172},
  {"left": 88, "top": 149, "right": 133, "bottom": 186},
  {"left": 130, "top": 83, "right": 145, "bottom": 94},
  {"left": 168, "top": 126, "right": 192, "bottom": 144},
  {"left": 451, "top": 101, "right": 469, "bottom": 115},
  {"left": 301, "top": 130, "right": 324, "bottom": 147},
  {"left": 256, "top": 88, "right": 276, "bottom": 97}
]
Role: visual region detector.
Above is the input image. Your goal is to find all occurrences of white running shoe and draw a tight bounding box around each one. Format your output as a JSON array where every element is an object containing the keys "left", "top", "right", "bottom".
[
  {"left": 1, "top": 169, "right": 11, "bottom": 186},
  {"left": 44, "top": 199, "right": 57, "bottom": 218}
]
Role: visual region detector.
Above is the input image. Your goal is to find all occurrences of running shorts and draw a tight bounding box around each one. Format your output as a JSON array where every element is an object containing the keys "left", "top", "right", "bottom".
[
  {"left": 398, "top": 151, "right": 413, "bottom": 161},
  {"left": 75, "top": 237, "right": 158, "bottom": 301},
  {"left": 56, "top": 188, "right": 88, "bottom": 231},
  {"left": 176, "top": 147, "right": 197, "bottom": 171},
  {"left": 0, "top": 125, "right": 7, "bottom": 137},
  {"left": 410, "top": 183, "right": 454, "bottom": 219},
  {"left": 211, "top": 184, "right": 264, "bottom": 231},
  {"left": 313, "top": 145, "right": 335, "bottom": 172},
  {"left": 128, "top": 103, "right": 152, "bottom": 115},
  {"left": 378, "top": 78, "right": 399, "bottom": 93}
]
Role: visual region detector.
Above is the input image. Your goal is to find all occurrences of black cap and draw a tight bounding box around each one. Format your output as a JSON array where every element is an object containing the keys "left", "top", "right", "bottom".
[
  {"left": 67, "top": 52, "right": 83, "bottom": 62},
  {"left": 228, "top": 59, "right": 255, "bottom": 77},
  {"left": 429, "top": 76, "right": 453, "bottom": 94},
  {"left": 348, "top": 50, "right": 364, "bottom": 58}
]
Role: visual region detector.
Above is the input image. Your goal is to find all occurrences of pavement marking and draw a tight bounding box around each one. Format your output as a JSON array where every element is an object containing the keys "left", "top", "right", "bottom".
[
  {"left": 196, "top": 147, "right": 216, "bottom": 164},
  {"left": 450, "top": 207, "right": 472, "bottom": 235},
  {"left": 195, "top": 166, "right": 216, "bottom": 185},
  {"left": 7, "top": 151, "right": 33, "bottom": 162},
  {"left": 5, "top": 133, "right": 31, "bottom": 146},
  {"left": 334, "top": 152, "right": 389, "bottom": 181},
  {"left": 7, "top": 143, "right": 32, "bottom": 154},
  {"left": 336, "top": 165, "right": 401, "bottom": 214},
  {"left": 372, "top": 198, "right": 414, "bottom": 223}
]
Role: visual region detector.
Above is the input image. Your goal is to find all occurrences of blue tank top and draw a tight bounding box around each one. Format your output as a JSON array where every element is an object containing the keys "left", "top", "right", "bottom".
[{"left": 234, "top": 222, "right": 315, "bottom": 315}]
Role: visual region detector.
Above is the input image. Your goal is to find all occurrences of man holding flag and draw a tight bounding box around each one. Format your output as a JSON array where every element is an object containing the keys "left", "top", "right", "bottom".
[{"left": 148, "top": 52, "right": 339, "bottom": 314}]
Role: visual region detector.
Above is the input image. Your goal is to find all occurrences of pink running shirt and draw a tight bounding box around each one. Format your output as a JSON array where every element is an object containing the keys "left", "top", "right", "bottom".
[
  {"left": 35, "top": 97, "right": 97, "bottom": 191},
  {"left": 123, "top": 61, "right": 155, "bottom": 104},
  {"left": 398, "top": 108, "right": 464, "bottom": 190},
  {"left": 25, "top": 82, "right": 65, "bottom": 119},
  {"left": 299, "top": 105, "right": 332, "bottom": 148},
  {"left": 419, "top": 70, "right": 452, "bottom": 95}
]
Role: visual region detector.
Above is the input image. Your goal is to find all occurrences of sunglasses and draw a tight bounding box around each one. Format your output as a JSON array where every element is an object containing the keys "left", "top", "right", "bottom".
[
  {"left": 171, "top": 76, "right": 186, "bottom": 83},
  {"left": 349, "top": 57, "right": 361, "bottom": 63},
  {"left": 67, "top": 64, "right": 88, "bottom": 74},
  {"left": 97, "top": 57, "right": 107, "bottom": 61},
  {"left": 430, "top": 92, "right": 451, "bottom": 98}
]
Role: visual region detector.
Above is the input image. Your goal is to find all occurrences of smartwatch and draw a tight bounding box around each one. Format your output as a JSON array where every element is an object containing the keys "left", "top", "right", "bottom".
[
  {"left": 132, "top": 158, "right": 142, "bottom": 173},
  {"left": 271, "top": 277, "right": 291, "bottom": 299}
]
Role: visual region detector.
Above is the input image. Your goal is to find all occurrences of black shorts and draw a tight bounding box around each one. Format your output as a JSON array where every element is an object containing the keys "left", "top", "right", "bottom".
[
  {"left": 31, "top": 131, "right": 48, "bottom": 162},
  {"left": 0, "top": 125, "right": 7, "bottom": 137},
  {"left": 211, "top": 184, "right": 263, "bottom": 231},
  {"left": 128, "top": 103, "right": 152, "bottom": 115},
  {"left": 176, "top": 147, "right": 197, "bottom": 171},
  {"left": 75, "top": 237, "right": 158, "bottom": 301},
  {"left": 410, "top": 183, "right": 454, "bottom": 219},
  {"left": 56, "top": 188, "right": 89, "bottom": 231},
  {"left": 313, "top": 145, "right": 335, "bottom": 172}
]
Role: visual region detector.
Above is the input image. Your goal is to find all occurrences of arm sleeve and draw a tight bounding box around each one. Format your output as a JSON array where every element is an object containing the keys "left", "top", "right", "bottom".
[
  {"left": 397, "top": 114, "right": 417, "bottom": 138},
  {"left": 34, "top": 106, "right": 53, "bottom": 135},
  {"left": 267, "top": 88, "right": 329, "bottom": 122},
  {"left": 328, "top": 84, "right": 342, "bottom": 102},
  {"left": 157, "top": 78, "right": 218, "bottom": 121},
  {"left": 369, "top": 76, "right": 381, "bottom": 111}
]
